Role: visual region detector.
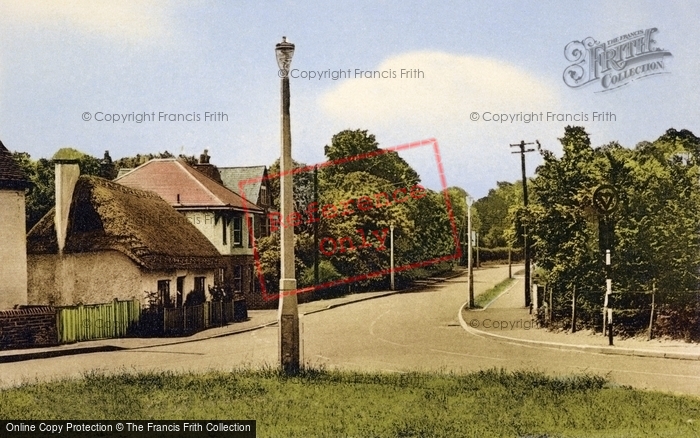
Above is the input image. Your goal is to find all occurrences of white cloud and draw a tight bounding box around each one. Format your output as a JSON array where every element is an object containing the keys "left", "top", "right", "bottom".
[
  {"left": 319, "top": 51, "right": 559, "bottom": 129},
  {"left": 317, "top": 51, "right": 563, "bottom": 195},
  {"left": 0, "top": 0, "right": 172, "bottom": 43}
]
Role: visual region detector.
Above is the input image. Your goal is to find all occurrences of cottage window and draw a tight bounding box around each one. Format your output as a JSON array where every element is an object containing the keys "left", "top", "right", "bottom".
[
  {"left": 222, "top": 216, "right": 228, "bottom": 245},
  {"left": 218, "top": 268, "right": 225, "bottom": 284},
  {"left": 157, "top": 280, "right": 171, "bottom": 308},
  {"left": 194, "top": 277, "right": 205, "bottom": 294},
  {"left": 232, "top": 216, "right": 242, "bottom": 246},
  {"left": 262, "top": 214, "right": 270, "bottom": 237},
  {"left": 233, "top": 265, "right": 243, "bottom": 293}
]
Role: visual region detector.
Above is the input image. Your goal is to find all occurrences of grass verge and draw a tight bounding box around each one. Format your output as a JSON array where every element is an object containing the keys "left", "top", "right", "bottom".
[
  {"left": 475, "top": 276, "right": 516, "bottom": 308},
  {"left": 0, "top": 368, "right": 698, "bottom": 437}
]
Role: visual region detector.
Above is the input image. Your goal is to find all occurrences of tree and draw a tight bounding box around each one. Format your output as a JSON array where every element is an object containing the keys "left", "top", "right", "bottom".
[
  {"left": 474, "top": 181, "right": 521, "bottom": 248},
  {"left": 267, "top": 158, "right": 315, "bottom": 229},
  {"left": 445, "top": 186, "right": 483, "bottom": 265},
  {"left": 411, "top": 188, "right": 463, "bottom": 265},
  {"left": 13, "top": 150, "right": 106, "bottom": 230},
  {"left": 323, "top": 129, "right": 420, "bottom": 188},
  {"left": 529, "top": 126, "right": 700, "bottom": 336},
  {"left": 258, "top": 129, "right": 464, "bottom": 294},
  {"left": 315, "top": 170, "right": 416, "bottom": 287},
  {"left": 112, "top": 151, "right": 198, "bottom": 170},
  {"left": 615, "top": 133, "right": 700, "bottom": 292},
  {"left": 531, "top": 126, "right": 601, "bottom": 282}
]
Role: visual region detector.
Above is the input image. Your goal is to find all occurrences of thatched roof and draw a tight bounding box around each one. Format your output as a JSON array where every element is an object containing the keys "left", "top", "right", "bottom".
[
  {"left": 0, "top": 140, "right": 31, "bottom": 190},
  {"left": 27, "top": 175, "right": 223, "bottom": 271}
]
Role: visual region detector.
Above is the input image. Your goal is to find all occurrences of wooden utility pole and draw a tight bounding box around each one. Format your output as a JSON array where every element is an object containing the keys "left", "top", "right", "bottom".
[
  {"left": 508, "top": 247, "right": 512, "bottom": 279},
  {"left": 648, "top": 281, "right": 656, "bottom": 340},
  {"left": 510, "top": 140, "right": 537, "bottom": 308},
  {"left": 313, "top": 165, "right": 319, "bottom": 287},
  {"left": 549, "top": 286, "right": 553, "bottom": 327},
  {"left": 467, "top": 196, "right": 474, "bottom": 307},
  {"left": 390, "top": 223, "right": 395, "bottom": 290},
  {"left": 571, "top": 286, "right": 577, "bottom": 333}
]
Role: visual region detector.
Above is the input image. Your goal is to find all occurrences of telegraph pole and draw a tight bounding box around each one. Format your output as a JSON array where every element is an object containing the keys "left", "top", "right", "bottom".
[
  {"left": 510, "top": 140, "right": 537, "bottom": 309},
  {"left": 467, "top": 195, "right": 474, "bottom": 307},
  {"left": 390, "top": 223, "right": 395, "bottom": 290},
  {"left": 313, "top": 165, "right": 319, "bottom": 287}
]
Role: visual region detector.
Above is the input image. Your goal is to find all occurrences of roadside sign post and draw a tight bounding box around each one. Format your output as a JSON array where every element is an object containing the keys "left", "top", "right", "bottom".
[
  {"left": 606, "top": 251, "right": 613, "bottom": 346},
  {"left": 593, "top": 184, "right": 618, "bottom": 346}
]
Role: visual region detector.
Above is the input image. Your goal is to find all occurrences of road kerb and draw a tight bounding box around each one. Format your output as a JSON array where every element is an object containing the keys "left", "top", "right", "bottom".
[
  {"left": 458, "top": 301, "right": 700, "bottom": 361},
  {"left": 0, "top": 271, "right": 464, "bottom": 363},
  {"left": 471, "top": 276, "right": 520, "bottom": 311}
]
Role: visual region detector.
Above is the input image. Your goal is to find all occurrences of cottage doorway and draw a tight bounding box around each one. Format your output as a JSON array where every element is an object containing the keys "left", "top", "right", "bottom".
[{"left": 176, "top": 276, "right": 185, "bottom": 307}]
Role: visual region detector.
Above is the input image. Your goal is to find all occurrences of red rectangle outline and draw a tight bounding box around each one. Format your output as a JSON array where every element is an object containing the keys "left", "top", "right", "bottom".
[{"left": 238, "top": 138, "right": 462, "bottom": 301}]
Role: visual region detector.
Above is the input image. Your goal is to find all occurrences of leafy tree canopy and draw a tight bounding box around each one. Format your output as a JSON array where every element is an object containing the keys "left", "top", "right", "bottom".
[{"left": 323, "top": 130, "right": 420, "bottom": 188}]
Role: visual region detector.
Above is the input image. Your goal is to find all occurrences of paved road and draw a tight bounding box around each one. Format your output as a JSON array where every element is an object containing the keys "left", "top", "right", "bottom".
[
  {"left": 2, "top": 265, "right": 699, "bottom": 396},
  {"left": 303, "top": 267, "right": 700, "bottom": 396}
]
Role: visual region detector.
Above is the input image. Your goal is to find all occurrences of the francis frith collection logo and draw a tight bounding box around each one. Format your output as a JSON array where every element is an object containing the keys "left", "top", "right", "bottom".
[{"left": 563, "top": 27, "right": 672, "bottom": 92}]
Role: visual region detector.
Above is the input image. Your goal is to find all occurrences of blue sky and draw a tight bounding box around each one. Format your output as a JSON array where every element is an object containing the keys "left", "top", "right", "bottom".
[{"left": 0, "top": 1, "right": 697, "bottom": 197}]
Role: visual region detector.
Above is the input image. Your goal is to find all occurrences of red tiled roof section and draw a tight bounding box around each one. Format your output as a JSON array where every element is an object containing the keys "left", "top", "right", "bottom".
[
  {"left": 0, "top": 140, "right": 31, "bottom": 190},
  {"left": 116, "top": 158, "right": 262, "bottom": 212}
]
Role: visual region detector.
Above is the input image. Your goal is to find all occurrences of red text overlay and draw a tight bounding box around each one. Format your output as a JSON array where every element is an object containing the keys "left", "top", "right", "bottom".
[{"left": 239, "top": 138, "right": 461, "bottom": 301}]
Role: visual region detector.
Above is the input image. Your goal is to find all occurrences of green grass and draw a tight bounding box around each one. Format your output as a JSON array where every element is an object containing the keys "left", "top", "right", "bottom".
[
  {"left": 1, "top": 367, "right": 699, "bottom": 437},
  {"left": 475, "top": 277, "right": 516, "bottom": 308}
]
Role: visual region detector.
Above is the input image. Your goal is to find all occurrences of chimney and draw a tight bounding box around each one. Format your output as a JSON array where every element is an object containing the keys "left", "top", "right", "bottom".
[
  {"left": 53, "top": 149, "right": 82, "bottom": 253},
  {"left": 193, "top": 149, "right": 222, "bottom": 183},
  {"left": 199, "top": 149, "right": 210, "bottom": 164}
]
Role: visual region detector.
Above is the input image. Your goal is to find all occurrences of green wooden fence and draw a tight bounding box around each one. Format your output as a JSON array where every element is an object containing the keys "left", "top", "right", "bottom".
[{"left": 56, "top": 299, "right": 141, "bottom": 343}]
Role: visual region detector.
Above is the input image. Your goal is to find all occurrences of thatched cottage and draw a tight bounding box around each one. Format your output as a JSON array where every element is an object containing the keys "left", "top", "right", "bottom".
[
  {"left": 26, "top": 151, "right": 223, "bottom": 307},
  {"left": 115, "top": 153, "right": 271, "bottom": 308}
]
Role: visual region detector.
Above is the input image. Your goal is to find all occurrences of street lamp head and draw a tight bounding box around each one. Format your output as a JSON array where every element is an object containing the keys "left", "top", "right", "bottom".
[
  {"left": 466, "top": 195, "right": 473, "bottom": 207},
  {"left": 276, "top": 36, "right": 295, "bottom": 76}
]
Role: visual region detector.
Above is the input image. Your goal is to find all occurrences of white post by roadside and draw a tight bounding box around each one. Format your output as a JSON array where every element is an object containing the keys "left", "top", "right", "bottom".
[
  {"left": 604, "top": 249, "right": 613, "bottom": 345},
  {"left": 390, "top": 223, "right": 395, "bottom": 290},
  {"left": 467, "top": 195, "right": 474, "bottom": 308}
]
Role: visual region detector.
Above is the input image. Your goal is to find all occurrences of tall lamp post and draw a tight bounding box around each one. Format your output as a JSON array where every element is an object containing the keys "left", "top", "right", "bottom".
[
  {"left": 276, "top": 36, "right": 299, "bottom": 375},
  {"left": 467, "top": 195, "right": 474, "bottom": 307}
]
